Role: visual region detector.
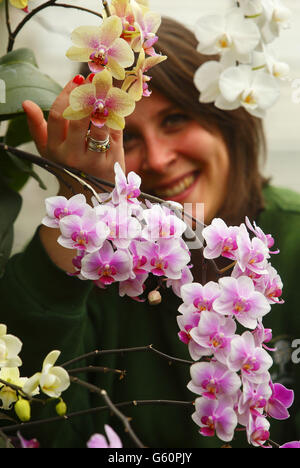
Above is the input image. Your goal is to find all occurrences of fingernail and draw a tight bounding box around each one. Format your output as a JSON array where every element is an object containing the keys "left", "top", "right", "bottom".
[
  {"left": 73, "top": 74, "right": 85, "bottom": 85},
  {"left": 88, "top": 73, "right": 95, "bottom": 82}
]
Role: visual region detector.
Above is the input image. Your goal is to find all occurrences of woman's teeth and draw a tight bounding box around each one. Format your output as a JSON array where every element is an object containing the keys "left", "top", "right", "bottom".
[{"left": 155, "top": 173, "right": 198, "bottom": 198}]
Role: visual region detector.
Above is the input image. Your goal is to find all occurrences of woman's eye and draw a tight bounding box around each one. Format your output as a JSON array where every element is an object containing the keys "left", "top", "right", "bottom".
[
  {"left": 123, "top": 132, "right": 139, "bottom": 150},
  {"left": 162, "top": 113, "right": 189, "bottom": 128}
]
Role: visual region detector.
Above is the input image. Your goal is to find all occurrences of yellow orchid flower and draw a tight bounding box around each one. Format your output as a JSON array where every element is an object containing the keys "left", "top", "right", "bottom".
[
  {"left": 109, "top": 0, "right": 141, "bottom": 44},
  {"left": 63, "top": 69, "right": 135, "bottom": 130},
  {"left": 66, "top": 16, "right": 134, "bottom": 80},
  {"left": 122, "top": 48, "right": 167, "bottom": 101}
]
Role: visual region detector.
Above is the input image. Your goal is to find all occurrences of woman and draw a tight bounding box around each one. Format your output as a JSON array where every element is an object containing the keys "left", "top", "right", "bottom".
[{"left": 1, "top": 17, "right": 299, "bottom": 448}]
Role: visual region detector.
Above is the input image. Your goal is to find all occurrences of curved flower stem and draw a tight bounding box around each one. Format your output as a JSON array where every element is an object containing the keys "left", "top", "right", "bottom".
[
  {"left": 67, "top": 366, "right": 126, "bottom": 378},
  {"left": 6, "top": 0, "right": 103, "bottom": 52},
  {"left": 102, "top": 0, "right": 111, "bottom": 17},
  {"left": 4, "top": 0, "right": 13, "bottom": 40}
]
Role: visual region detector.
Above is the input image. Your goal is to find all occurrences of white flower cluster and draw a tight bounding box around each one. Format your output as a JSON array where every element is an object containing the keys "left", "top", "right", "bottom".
[
  {"left": 193, "top": 0, "right": 291, "bottom": 117},
  {"left": 0, "top": 324, "right": 69, "bottom": 419}
]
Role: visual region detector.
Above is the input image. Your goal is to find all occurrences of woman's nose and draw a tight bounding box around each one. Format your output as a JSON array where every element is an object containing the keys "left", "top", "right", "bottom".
[{"left": 142, "top": 138, "right": 177, "bottom": 173}]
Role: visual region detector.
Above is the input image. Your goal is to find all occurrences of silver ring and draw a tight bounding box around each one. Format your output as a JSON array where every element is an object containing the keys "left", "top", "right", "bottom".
[{"left": 86, "top": 130, "right": 110, "bottom": 153}]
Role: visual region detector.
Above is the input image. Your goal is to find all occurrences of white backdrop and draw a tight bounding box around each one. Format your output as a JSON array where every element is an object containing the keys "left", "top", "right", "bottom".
[{"left": 0, "top": 0, "right": 299, "bottom": 253}]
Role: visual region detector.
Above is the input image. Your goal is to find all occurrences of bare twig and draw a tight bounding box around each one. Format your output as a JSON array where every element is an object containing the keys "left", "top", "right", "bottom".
[{"left": 70, "top": 376, "right": 145, "bottom": 448}]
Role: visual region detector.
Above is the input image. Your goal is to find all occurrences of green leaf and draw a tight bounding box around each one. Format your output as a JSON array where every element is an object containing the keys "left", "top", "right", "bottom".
[
  {"left": 0, "top": 176, "right": 22, "bottom": 277},
  {"left": 0, "top": 48, "right": 62, "bottom": 120},
  {"left": 0, "top": 48, "right": 38, "bottom": 68}
]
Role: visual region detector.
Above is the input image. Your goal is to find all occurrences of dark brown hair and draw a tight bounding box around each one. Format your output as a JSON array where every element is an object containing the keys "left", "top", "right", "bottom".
[{"left": 148, "top": 16, "right": 269, "bottom": 226}]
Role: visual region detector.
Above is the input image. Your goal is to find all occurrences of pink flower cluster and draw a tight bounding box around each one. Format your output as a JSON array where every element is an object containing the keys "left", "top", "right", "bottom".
[
  {"left": 42, "top": 163, "right": 191, "bottom": 299},
  {"left": 177, "top": 217, "right": 294, "bottom": 446},
  {"left": 42, "top": 166, "right": 294, "bottom": 448}
]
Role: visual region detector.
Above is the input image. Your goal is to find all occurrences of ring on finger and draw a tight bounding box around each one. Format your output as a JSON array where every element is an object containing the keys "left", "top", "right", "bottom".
[{"left": 86, "top": 130, "right": 110, "bottom": 153}]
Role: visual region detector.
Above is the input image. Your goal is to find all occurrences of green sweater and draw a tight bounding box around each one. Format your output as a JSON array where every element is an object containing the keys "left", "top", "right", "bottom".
[{"left": 0, "top": 185, "right": 299, "bottom": 448}]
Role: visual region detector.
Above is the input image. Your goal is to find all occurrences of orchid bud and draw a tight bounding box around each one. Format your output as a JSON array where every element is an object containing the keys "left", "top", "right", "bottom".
[
  {"left": 148, "top": 290, "right": 162, "bottom": 305},
  {"left": 15, "top": 398, "right": 31, "bottom": 422},
  {"left": 56, "top": 399, "right": 67, "bottom": 416}
]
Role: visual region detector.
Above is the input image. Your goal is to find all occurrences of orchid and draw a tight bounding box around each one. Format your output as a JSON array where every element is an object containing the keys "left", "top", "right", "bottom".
[
  {"left": 42, "top": 194, "right": 87, "bottom": 229},
  {"left": 66, "top": 16, "right": 134, "bottom": 80},
  {"left": 141, "top": 203, "right": 187, "bottom": 241},
  {"left": 265, "top": 381, "right": 294, "bottom": 420},
  {"left": 109, "top": 0, "right": 140, "bottom": 44},
  {"left": 112, "top": 162, "right": 142, "bottom": 206},
  {"left": 146, "top": 238, "right": 190, "bottom": 280},
  {"left": 178, "top": 281, "right": 221, "bottom": 315},
  {"left": 187, "top": 361, "right": 241, "bottom": 400},
  {"left": 280, "top": 441, "right": 300, "bottom": 449},
  {"left": 23, "top": 350, "right": 70, "bottom": 399},
  {"left": 213, "top": 276, "right": 271, "bottom": 330},
  {"left": 218, "top": 64, "right": 280, "bottom": 118},
  {"left": 237, "top": 380, "right": 272, "bottom": 425},
  {"left": 194, "top": 9, "right": 261, "bottom": 63},
  {"left": 58, "top": 207, "right": 110, "bottom": 253},
  {"left": 189, "top": 311, "right": 237, "bottom": 365},
  {"left": 80, "top": 240, "right": 133, "bottom": 286},
  {"left": 0, "top": 324, "right": 22, "bottom": 368},
  {"left": 192, "top": 397, "right": 238, "bottom": 442},
  {"left": 227, "top": 331, "right": 273, "bottom": 384},
  {"left": 166, "top": 265, "right": 194, "bottom": 299},
  {"left": 247, "top": 414, "right": 270, "bottom": 447},
  {"left": 63, "top": 69, "right": 135, "bottom": 130},
  {"left": 202, "top": 218, "right": 239, "bottom": 260},
  {"left": 17, "top": 432, "right": 40, "bottom": 449},
  {"left": 87, "top": 425, "right": 122, "bottom": 448},
  {"left": 130, "top": 0, "right": 161, "bottom": 56},
  {"left": 122, "top": 48, "right": 167, "bottom": 101}
]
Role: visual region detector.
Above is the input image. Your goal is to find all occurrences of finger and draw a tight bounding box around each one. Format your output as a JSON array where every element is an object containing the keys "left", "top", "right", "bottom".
[
  {"left": 64, "top": 115, "right": 91, "bottom": 155},
  {"left": 86, "top": 123, "right": 111, "bottom": 157},
  {"left": 47, "top": 76, "right": 84, "bottom": 149},
  {"left": 22, "top": 100, "right": 48, "bottom": 156}
]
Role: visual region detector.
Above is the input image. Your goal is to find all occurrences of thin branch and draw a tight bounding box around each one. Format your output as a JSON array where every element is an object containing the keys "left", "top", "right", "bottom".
[
  {"left": 70, "top": 376, "right": 145, "bottom": 448},
  {"left": 0, "top": 399, "right": 194, "bottom": 434},
  {"left": 102, "top": 0, "right": 111, "bottom": 17},
  {"left": 67, "top": 366, "right": 126, "bottom": 378},
  {"left": 4, "top": 0, "right": 12, "bottom": 39},
  {"left": 6, "top": 0, "right": 103, "bottom": 52},
  {"left": 60, "top": 344, "right": 194, "bottom": 369}
]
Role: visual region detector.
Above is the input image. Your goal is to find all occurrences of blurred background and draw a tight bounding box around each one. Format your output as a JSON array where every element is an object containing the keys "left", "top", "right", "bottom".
[{"left": 0, "top": 0, "right": 299, "bottom": 254}]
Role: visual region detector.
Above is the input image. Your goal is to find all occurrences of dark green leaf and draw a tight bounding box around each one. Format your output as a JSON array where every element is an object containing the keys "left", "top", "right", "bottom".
[{"left": 0, "top": 177, "right": 22, "bottom": 277}]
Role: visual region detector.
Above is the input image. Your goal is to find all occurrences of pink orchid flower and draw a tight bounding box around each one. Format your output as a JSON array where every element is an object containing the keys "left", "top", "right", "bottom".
[
  {"left": 202, "top": 218, "right": 240, "bottom": 260},
  {"left": 42, "top": 194, "right": 87, "bottom": 228},
  {"left": 57, "top": 207, "right": 110, "bottom": 253},
  {"left": 228, "top": 331, "right": 273, "bottom": 384},
  {"left": 187, "top": 361, "right": 241, "bottom": 400},
  {"left": 280, "top": 441, "right": 300, "bottom": 448},
  {"left": 177, "top": 310, "right": 205, "bottom": 361},
  {"left": 247, "top": 415, "right": 270, "bottom": 447},
  {"left": 192, "top": 397, "right": 238, "bottom": 442},
  {"left": 112, "top": 162, "right": 142, "bottom": 206},
  {"left": 87, "top": 425, "right": 122, "bottom": 448},
  {"left": 119, "top": 272, "right": 148, "bottom": 298},
  {"left": 190, "top": 311, "right": 237, "bottom": 365},
  {"left": 147, "top": 238, "right": 191, "bottom": 280},
  {"left": 214, "top": 275, "right": 271, "bottom": 329},
  {"left": 237, "top": 380, "right": 272, "bottom": 426},
  {"left": 131, "top": 1, "right": 161, "bottom": 56},
  {"left": 63, "top": 69, "right": 135, "bottom": 130},
  {"left": 236, "top": 223, "right": 270, "bottom": 275},
  {"left": 178, "top": 281, "right": 221, "bottom": 315},
  {"left": 245, "top": 217, "right": 278, "bottom": 253},
  {"left": 142, "top": 203, "right": 187, "bottom": 241},
  {"left": 265, "top": 381, "right": 294, "bottom": 420},
  {"left": 17, "top": 431, "right": 39, "bottom": 448},
  {"left": 66, "top": 16, "right": 134, "bottom": 79},
  {"left": 81, "top": 240, "right": 133, "bottom": 286}
]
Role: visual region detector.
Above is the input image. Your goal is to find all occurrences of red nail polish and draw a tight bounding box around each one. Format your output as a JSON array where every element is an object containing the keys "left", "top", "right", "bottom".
[
  {"left": 88, "top": 73, "right": 95, "bottom": 82},
  {"left": 73, "top": 75, "right": 85, "bottom": 85}
]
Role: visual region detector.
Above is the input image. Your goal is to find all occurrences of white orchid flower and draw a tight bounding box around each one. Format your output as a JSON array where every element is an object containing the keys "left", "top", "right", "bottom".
[
  {"left": 194, "top": 9, "right": 261, "bottom": 63},
  {"left": 259, "top": 0, "right": 292, "bottom": 43},
  {"left": 23, "top": 350, "right": 70, "bottom": 399},
  {"left": 252, "top": 48, "right": 290, "bottom": 80},
  {"left": 218, "top": 64, "right": 280, "bottom": 117},
  {"left": 0, "top": 79, "right": 6, "bottom": 104},
  {"left": 0, "top": 324, "right": 22, "bottom": 368}
]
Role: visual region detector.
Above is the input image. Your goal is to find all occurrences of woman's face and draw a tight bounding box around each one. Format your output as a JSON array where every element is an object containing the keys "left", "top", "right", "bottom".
[{"left": 124, "top": 91, "right": 230, "bottom": 224}]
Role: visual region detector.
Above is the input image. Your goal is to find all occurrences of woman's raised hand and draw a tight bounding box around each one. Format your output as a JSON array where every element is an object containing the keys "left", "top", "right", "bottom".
[{"left": 22, "top": 74, "right": 126, "bottom": 193}]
